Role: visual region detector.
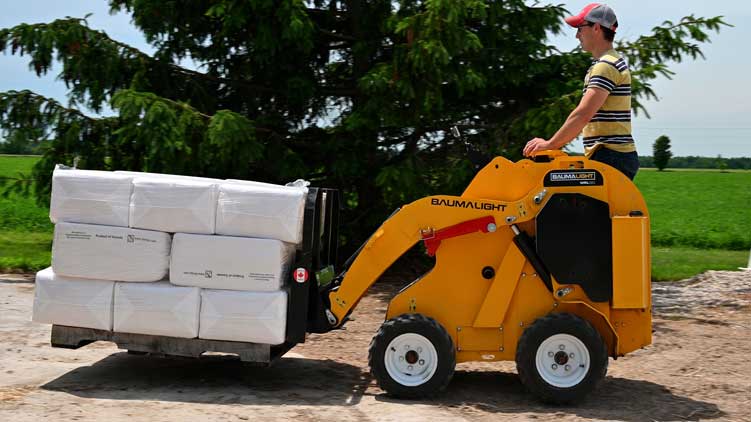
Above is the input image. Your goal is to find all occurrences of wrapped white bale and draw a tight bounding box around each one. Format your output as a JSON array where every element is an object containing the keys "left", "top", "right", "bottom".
[
  {"left": 216, "top": 181, "right": 307, "bottom": 244},
  {"left": 114, "top": 282, "right": 200, "bottom": 338},
  {"left": 115, "top": 170, "right": 221, "bottom": 183},
  {"left": 52, "top": 222, "right": 171, "bottom": 282},
  {"left": 199, "top": 289, "right": 287, "bottom": 344},
  {"left": 32, "top": 267, "right": 115, "bottom": 331},
  {"left": 170, "top": 233, "right": 294, "bottom": 291},
  {"left": 129, "top": 177, "right": 218, "bottom": 234},
  {"left": 50, "top": 165, "right": 133, "bottom": 227}
]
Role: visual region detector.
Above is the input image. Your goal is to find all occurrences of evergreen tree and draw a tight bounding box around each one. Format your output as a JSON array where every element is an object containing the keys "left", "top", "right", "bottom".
[
  {"left": 0, "top": 1, "right": 727, "bottom": 250},
  {"left": 653, "top": 135, "right": 672, "bottom": 171}
]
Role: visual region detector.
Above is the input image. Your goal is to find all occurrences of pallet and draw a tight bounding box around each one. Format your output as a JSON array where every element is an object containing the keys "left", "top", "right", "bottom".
[{"left": 51, "top": 325, "right": 293, "bottom": 364}]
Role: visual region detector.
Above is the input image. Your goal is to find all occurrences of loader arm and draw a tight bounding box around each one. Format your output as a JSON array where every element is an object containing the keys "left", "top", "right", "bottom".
[{"left": 327, "top": 194, "right": 526, "bottom": 326}]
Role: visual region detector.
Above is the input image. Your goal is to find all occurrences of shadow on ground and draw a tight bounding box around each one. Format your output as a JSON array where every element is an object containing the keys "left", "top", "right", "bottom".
[
  {"left": 43, "top": 352, "right": 722, "bottom": 421},
  {"left": 376, "top": 371, "right": 724, "bottom": 421},
  {"left": 42, "top": 352, "right": 369, "bottom": 406}
]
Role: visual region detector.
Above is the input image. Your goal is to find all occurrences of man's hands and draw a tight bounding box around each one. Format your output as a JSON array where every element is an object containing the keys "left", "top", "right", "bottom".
[{"left": 523, "top": 137, "right": 553, "bottom": 157}]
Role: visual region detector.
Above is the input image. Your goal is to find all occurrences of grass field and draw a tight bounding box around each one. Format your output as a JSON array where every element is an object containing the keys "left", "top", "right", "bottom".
[
  {"left": 0, "top": 155, "right": 53, "bottom": 271},
  {"left": 635, "top": 169, "right": 751, "bottom": 250},
  {"left": 0, "top": 156, "right": 748, "bottom": 279}
]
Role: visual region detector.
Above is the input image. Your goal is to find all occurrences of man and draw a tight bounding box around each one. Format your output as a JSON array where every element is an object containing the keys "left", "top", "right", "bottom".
[{"left": 523, "top": 3, "right": 639, "bottom": 180}]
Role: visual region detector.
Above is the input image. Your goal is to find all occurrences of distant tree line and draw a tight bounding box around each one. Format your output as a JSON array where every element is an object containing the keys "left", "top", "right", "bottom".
[
  {"left": 638, "top": 155, "right": 751, "bottom": 170},
  {"left": 0, "top": 136, "right": 46, "bottom": 155},
  {"left": 5, "top": 137, "right": 749, "bottom": 170}
]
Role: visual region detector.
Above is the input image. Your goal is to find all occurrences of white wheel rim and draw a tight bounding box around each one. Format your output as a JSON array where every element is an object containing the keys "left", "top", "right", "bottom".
[
  {"left": 535, "top": 333, "right": 590, "bottom": 388},
  {"left": 384, "top": 333, "right": 439, "bottom": 387}
]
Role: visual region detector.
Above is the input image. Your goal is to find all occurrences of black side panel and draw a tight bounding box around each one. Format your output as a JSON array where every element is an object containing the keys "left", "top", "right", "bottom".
[{"left": 536, "top": 193, "right": 612, "bottom": 302}]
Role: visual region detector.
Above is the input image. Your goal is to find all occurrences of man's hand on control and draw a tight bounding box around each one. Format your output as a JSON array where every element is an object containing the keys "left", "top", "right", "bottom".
[{"left": 523, "top": 138, "right": 552, "bottom": 157}]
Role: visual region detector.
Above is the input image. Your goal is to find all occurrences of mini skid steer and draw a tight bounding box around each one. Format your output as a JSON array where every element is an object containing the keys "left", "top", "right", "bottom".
[{"left": 316, "top": 149, "right": 652, "bottom": 404}]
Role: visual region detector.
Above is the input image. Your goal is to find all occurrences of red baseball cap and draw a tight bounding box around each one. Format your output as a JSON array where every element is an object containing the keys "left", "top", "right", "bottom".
[{"left": 565, "top": 3, "right": 618, "bottom": 32}]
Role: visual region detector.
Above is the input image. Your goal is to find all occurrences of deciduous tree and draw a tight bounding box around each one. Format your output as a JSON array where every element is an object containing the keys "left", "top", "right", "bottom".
[{"left": 653, "top": 135, "right": 672, "bottom": 171}]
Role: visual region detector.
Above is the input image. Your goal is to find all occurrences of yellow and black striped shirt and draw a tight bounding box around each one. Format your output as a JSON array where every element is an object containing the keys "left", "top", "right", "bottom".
[{"left": 581, "top": 49, "right": 635, "bottom": 157}]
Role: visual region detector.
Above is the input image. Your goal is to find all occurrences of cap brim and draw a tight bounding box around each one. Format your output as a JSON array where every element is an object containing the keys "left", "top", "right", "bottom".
[{"left": 565, "top": 15, "right": 585, "bottom": 28}]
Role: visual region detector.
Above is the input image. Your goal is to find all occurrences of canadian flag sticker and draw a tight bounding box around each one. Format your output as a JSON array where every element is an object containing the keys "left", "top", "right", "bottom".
[{"left": 294, "top": 267, "right": 309, "bottom": 283}]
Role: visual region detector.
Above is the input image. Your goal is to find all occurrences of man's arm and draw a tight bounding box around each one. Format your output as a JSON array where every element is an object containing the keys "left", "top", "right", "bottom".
[{"left": 523, "top": 87, "right": 610, "bottom": 156}]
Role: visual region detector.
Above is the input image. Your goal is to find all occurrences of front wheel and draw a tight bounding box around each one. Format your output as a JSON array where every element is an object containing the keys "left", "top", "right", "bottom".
[
  {"left": 368, "top": 314, "right": 455, "bottom": 399},
  {"left": 516, "top": 313, "right": 608, "bottom": 404}
]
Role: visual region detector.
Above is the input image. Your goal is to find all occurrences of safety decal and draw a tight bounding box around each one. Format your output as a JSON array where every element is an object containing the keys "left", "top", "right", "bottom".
[{"left": 294, "top": 267, "right": 309, "bottom": 283}]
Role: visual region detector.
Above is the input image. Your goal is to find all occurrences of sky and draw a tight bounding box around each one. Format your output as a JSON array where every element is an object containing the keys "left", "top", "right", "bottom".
[{"left": 0, "top": 0, "right": 748, "bottom": 158}]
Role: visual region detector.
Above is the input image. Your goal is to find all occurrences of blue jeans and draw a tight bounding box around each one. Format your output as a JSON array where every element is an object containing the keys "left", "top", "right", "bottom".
[{"left": 590, "top": 148, "right": 639, "bottom": 180}]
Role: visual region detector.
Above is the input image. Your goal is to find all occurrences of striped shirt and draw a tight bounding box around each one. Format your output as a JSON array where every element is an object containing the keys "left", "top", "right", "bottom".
[{"left": 581, "top": 49, "right": 636, "bottom": 157}]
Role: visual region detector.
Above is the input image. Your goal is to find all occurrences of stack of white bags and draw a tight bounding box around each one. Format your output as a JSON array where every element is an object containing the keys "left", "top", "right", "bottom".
[{"left": 32, "top": 166, "right": 308, "bottom": 345}]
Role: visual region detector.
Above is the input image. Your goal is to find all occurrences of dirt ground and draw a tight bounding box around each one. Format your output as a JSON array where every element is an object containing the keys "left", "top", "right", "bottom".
[{"left": 1, "top": 270, "right": 750, "bottom": 422}]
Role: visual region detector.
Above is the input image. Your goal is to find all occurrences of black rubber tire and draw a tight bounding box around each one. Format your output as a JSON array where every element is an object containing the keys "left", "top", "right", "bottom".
[
  {"left": 368, "top": 313, "right": 456, "bottom": 399},
  {"left": 515, "top": 313, "right": 608, "bottom": 405}
]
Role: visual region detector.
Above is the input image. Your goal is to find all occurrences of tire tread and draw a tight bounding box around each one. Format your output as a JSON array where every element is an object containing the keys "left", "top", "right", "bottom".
[
  {"left": 515, "top": 312, "right": 608, "bottom": 404},
  {"left": 368, "top": 313, "right": 455, "bottom": 399}
]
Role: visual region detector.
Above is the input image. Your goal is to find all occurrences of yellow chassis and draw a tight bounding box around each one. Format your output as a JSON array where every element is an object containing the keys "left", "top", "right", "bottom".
[{"left": 329, "top": 151, "right": 651, "bottom": 363}]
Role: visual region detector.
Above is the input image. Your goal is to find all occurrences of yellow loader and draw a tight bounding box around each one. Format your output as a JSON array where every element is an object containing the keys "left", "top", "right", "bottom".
[{"left": 323, "top": 149, "right": 652, "bottom": 404}]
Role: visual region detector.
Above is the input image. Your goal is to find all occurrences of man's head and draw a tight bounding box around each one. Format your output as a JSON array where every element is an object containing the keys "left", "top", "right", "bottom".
[{"left": 566, "top": 3, "right": 618, "bottom": 51}]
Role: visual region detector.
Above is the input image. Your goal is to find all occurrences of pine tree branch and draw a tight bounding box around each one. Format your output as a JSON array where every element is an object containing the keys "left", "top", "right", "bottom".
[
  {"left": 0, "top": 17, "right": 361, "bottom": 113},
  {"left": 0, "top": 89, "right": 104, "bottom": 123}
]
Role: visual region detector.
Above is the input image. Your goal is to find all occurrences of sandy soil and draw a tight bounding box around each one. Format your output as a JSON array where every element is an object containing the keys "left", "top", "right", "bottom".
[{"left": 1, "top": 270, "right": 750, "bottom": 422}]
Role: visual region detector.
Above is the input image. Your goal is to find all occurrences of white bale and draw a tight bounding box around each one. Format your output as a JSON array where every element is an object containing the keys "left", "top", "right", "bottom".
[
  {"left": 216, "top": 181, "right": 307, "bottom": 244},
  {"left": 199, "top": 289, "right": 287, "bottom": 344},
  {"left": 114, "top": 282, "right": 200, "bottom": 338},
  {"left": 49, "top": 165, "right": 133, "bottom": 227},
  {"left": 169, "top": 233, "right": 294, "bottom": 291},
  {"left": 129, "top": 177, "right": 218, "bottom": 234},
  {"left": 52, "top": 222, "right": 171, "bottom": 282},
  {"left": 32, "top": 267, "right": 115, "bottom": 331},
  {"left": 115, "top": 170, "right": 221, "bottom": 184}
]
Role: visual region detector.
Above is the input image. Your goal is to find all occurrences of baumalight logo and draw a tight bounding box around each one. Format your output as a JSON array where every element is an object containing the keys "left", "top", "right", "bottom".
[
  {"left": 550, "top": 171, "right": 597, "bottom": 182},
  {"left": 431, "top": 198, "right": 506, "bottom": 211}
]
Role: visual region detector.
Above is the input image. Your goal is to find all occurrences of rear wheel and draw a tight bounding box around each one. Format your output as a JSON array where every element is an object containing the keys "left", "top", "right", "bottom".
[
  {"left": 368, "top": 314, "right": 455, "bottom": 398},
  {"left": 516, "top": 313, "right": 608, "bottom": 404}
]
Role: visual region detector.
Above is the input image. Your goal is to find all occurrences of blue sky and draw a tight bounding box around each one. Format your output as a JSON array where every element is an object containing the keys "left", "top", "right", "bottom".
[{"left": 0, "top": 0, "right": 748, "bottom": 157}]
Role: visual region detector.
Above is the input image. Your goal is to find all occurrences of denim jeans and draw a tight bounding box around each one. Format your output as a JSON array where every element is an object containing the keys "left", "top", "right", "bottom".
[{"left": 590, "top": 147, "right": 640, "bottom": 180}]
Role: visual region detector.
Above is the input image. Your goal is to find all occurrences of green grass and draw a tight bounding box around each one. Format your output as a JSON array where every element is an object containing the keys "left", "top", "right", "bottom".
[
  {"left": 641, "top": 167, "right": 751, "bottom": 173},
  {"left": 634, "top": 169, "right": 751, "bottom": 251},
  {"left": 636, "top": 168, "right": 750, "bottom": 280},
  {"left": 0, "top": 155, "right": 53, "bottom": 272},
  {"left": 0, "top": 232, "right": 51, "bottom": 272},
  {"left": 0, "top": 156, "right": 749, "bottom": 279},
  {"left": 651, "top": 247, "right": 747, "bottom": 281}
]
